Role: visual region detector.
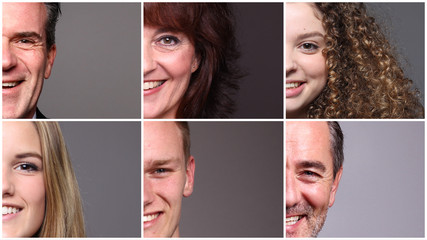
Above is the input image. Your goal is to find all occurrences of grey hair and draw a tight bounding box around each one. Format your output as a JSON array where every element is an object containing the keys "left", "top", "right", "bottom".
[
  {"left": 44, "top": 3, "right": 61, "bottom": 50},
  {"left": 327, "top": 121, "right": 344, "bottom": 178}
]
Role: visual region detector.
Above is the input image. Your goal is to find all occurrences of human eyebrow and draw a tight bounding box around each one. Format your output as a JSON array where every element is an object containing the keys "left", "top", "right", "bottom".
[
  {"left": 296, "top": 160, "right": 326, "bottom": 173},
  {"left": 14, "top": 32, "right": 43, "bottom": 41},
  {"left": 296, "top": 31, "right": 324, "bottom": 41},
  {"left": 16, "top": 152, "right": 43, "bottom": 161}
]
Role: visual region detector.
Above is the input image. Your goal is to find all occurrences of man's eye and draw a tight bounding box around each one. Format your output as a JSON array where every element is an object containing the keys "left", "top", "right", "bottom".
[
  {"left": 18, "top": 39, "right": 34, "bottom": 44},
  {"left": 15, "top": 163, "right": 39, "bottom": 172},
  {"left": 154, "top": 168, "right": 167, "bottom": 174}
]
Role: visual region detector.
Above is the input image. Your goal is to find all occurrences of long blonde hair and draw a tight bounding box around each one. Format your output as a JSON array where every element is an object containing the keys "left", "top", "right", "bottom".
[{"left": 33, "top": 122, "right": 85, "bottom": 237}]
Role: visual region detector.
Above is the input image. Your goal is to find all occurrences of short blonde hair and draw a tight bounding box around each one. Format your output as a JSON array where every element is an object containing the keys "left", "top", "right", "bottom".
[{"left": 33, "top": 122, "right": 85, "bottom": 237}]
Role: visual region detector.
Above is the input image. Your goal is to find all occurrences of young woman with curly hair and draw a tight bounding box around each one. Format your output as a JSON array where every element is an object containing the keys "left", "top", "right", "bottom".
[
  {"left": 286, "top": 3, "right": 424, "bottom": 118},
  {"left": 144, "top": 3, "right": 241, "bottom": 118}
]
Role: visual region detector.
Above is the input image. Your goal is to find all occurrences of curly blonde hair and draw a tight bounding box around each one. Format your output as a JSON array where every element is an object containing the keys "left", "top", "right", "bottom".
[{"left": 308, "top": 3, "right": 424, "bottom": 118}]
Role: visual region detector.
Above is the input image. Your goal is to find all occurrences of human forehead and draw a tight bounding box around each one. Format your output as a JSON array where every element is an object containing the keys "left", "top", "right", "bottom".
[
  {"left": 286, "top": 122, "right": 332, "bottom": 164},
  {"left": 144, "top": 122, "right": 185, "bottom": 162},
  {"left": 3, "top": 3, "right": 47, "bottom": 30},
  {"left": 286, "top": 3, "right": 324, "bottom": 34},
  {"left": 3, "top": 122, "right": 40, "bottom": 152}
]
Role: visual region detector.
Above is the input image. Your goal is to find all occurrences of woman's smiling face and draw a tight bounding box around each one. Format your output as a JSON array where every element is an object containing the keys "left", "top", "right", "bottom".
[
  {"left": 286, "top": 3, "right": 328, "bottom": 118},
  {"left": 2, "top": 121, "right": 46, "bottom": 237},
  {"left": 143, "top": 25, "right": 199, "bottom": 119}
]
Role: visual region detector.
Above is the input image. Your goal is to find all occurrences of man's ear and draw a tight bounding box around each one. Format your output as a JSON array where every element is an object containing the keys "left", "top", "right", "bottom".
[
  {"left": 183, "top": 156, "right": 195, "bottom": 197},
  {"left": 328, "top": 167, "right": 343, "bottom": 207},
  {"left": 44, "top": 44, "right": 57, "bottom": 79}
]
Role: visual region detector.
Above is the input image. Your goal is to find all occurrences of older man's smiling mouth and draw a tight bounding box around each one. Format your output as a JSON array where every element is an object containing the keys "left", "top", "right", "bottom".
[
  {"left": 2, "top": 81, "right": 23, "bottom": 89},
  {"left": 286, "top": 215, "right": 303, "bottom": 226}
]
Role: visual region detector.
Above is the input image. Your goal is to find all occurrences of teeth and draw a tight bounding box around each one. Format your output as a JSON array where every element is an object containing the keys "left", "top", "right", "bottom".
[
  {"left": 143, "top": 213, "right": 160, "bottom": 222},
  {"left": 286, "top": 82, "right": 302, "bottom": 89},
  {"left": 2, "top": 206, "right": 21, "bottom": 215},
  {"left": 286, "top": 216, "right": 302, "bottom": 226},
  {"left": 2, "top": 82, "right": 20, "bottom": 88},
  {"left": 144, "top": 81, "right": 165, "bottom": 90}
]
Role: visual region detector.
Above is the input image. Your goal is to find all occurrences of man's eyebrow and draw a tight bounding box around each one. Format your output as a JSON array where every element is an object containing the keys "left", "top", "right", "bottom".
[
  {"left": 296, "top": 31, "right": 324, "bottom": 41},
  {"left": 297, "top": 160, "right": 326, "bottom": 172},
  {"left": 14, "top": 31, "right": 42, "bottom": 41},
  {"left": 16, "top": 152, "right": 43, "bottom": 160}
]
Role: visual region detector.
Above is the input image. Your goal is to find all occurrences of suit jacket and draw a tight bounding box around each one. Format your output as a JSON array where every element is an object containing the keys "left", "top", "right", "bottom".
[{"left": 36, "top": 108, "right": 47, "bottom": 119}]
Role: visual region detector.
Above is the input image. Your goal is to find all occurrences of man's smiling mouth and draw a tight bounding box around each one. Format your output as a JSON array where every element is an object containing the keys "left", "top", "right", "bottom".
[
  {"left": 2, "top": 81, "right": 23, "bottom": 89},
  {"left": 143, "top": 213, "right": 160, "bottom": 222},
  {"left": 144, "top": 81, "right": 165, "bottom": 91},
  {"left": 286, "top": 215, "right": 303, "bottom": 225}
]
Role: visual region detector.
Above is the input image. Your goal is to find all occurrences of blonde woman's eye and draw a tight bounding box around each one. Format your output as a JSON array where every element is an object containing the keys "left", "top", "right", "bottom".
[{"left": 16, "top": 163, "right": 39, "bottom": 172}]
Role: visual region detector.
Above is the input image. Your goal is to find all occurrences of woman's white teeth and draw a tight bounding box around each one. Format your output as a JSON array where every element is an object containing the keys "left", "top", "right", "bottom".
[
  {"left": 143, "top": 213, "right": 160, "bottom": 222},
  {"left": 286, "top": 216, "right": 302, "bottom": 226},
  {"left": 286, "top": 82, "right": 302, "bottom": 89},
  {"left": 2, "top": 82, "right": 19, "bottom": 88},
  {"left": 144, "top": 81, "right": 165, "bottom": 90},
  {"left": 2, "top": 206, "right": 21, "bottom": 215}
]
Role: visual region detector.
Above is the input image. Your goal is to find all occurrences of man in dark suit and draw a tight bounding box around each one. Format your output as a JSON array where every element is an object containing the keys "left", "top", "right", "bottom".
[{"left": 2, "top": 3, "right": 60, "bottom": 119}]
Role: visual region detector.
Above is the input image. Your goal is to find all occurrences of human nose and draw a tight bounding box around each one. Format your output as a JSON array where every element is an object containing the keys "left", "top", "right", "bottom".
[
  {"left": 286, "top": 171, "right": 301, "bottom": 207},
  {"left": 286, "top": 48, "right": 297, "bottom": 77},
  {"left": 143, "top": 42, "right": 157, "bottom": 76},
  {"left": 2, "top": 168, "right": 14, "bottom": 197},
  {"left": 143, "top": 176, "right": 154, "bottom": 207},
  {"left": 2, "top": 40, "right": 17, "bottom": 72}
]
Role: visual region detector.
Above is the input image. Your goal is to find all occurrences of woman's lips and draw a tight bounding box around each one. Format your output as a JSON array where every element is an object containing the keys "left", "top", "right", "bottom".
[
  {"left": 143, "top": 80, "right": 166, "bottom": 96},
  {"left": 286, "top": 81, "right": 306, "bottom": 98}
]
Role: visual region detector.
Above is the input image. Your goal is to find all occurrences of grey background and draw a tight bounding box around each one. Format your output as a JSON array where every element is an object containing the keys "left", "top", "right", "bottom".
[
  {"left": 39, "top": 3, "right": 141, "bottom": 118},
  {"left": 320, "top": 122, "right": 424, "bottom": 237},
  {"left": 366, "top": 3, "right": 425, "bottom": 104},
  {"left": 180, "top": 122, "right": 283, "bottom": 237},
  {"left": 60, "top": 122, "right": 141, "bottom": 237},
  {"left": 227, "top": 3, "right": 283, "bottom": 118}
]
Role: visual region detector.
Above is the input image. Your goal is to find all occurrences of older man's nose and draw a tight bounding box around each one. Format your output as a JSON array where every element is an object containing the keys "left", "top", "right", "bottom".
[
  {"left": 2, "top": 41, "right": 17, "bottom": 72},
  {"left": 286, "top": 172, "right": 301, "bottom": 207}
]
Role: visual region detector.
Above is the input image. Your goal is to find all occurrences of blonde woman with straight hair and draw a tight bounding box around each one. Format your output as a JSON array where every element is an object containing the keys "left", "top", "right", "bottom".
[{"left": 3, "top": 121, "right": 85, "bottom": 237}]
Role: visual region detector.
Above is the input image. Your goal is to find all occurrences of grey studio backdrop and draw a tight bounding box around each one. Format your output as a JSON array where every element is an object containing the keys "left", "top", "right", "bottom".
[
  {"left": 366, "top": 3, "right": 425, "bottom": 104},
  {"left": 59, "top": 122, "right": 141, "bottom": 237},
  {"left": 180, "top": 122, "right": 283, "bottom": 237},
  {"left": 39, "top": 3, "right": 141, "bottom": 118},
  {"left": 232, "top": 3, "right": 283, "bottom": 118},
  {"left": 319, "top": 122, "right": 424, "bottom": 237}
]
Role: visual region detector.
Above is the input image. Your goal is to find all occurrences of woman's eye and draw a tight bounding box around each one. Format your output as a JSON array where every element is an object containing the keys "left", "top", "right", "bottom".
[
  {"left": 157, "top": 35, "right": 180, "bottom": 47},
  {"left": 299, "top": 43, "right": 319, "bottom": 52},
  {"left": 15, "top": 163, "right": 39, "bottom": 172}
]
